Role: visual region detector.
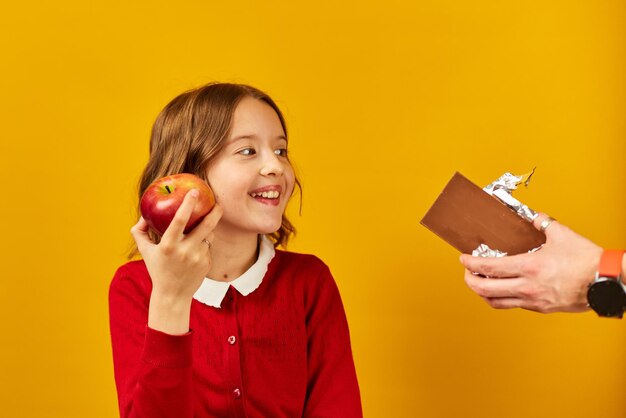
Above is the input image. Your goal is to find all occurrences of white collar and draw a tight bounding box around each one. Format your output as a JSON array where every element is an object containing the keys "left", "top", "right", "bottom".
[{"left": 192, "top": 235, "right": 276, "bottom": 308}]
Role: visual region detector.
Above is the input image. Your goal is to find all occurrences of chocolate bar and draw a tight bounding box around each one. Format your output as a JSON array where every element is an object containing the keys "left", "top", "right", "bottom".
[{"left": 420, "top": 172, "right": 546, "bottom": 255}]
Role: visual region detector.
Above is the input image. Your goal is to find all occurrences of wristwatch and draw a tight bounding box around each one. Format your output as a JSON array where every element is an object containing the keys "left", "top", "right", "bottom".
[{"left": 587, "top": 249, "right": 626, "bottom": 318}]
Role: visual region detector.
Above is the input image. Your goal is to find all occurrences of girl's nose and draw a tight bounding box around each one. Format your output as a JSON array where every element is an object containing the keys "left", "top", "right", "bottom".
[{"left": 259, "top": 152, "right": 285, "bottom": 176}]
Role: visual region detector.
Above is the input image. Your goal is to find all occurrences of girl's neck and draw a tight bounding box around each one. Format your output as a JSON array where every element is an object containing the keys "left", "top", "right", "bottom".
[{"left": 207, "top": 231, "right": 259, "bottom": 282}]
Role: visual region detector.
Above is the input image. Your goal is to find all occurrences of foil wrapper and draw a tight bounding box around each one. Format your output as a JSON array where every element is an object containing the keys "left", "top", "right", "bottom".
[
  {"left": 472, "top": 244, "right": 507, "bottom": 258},
  {"left": 482, "top": 168, "right": 538, "bottom": 222},
  {"left": 473, "top": 168, "right": 542, "bottom": 258}
]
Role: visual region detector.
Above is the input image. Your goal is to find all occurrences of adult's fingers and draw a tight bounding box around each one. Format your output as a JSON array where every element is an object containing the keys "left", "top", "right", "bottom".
[
  {"left": 460, "top": 253, "right": 526, "bottom": 278},
  {"left": 161, "top": 189, "right": 200, "bottom": 243},
  {"left": 532, "top": 212, "right": 561, "bottom": 238},
  {"left": 464, "top": 270, "right": 525, "bottom": 298},
  {"left": 483, "top": 297, "right": 524, "bottom": 310}
]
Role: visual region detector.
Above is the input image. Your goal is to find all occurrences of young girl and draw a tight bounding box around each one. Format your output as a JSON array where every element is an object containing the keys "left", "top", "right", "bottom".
[{"left": 109, "top": 83, "right": 362, "bottom": 418}]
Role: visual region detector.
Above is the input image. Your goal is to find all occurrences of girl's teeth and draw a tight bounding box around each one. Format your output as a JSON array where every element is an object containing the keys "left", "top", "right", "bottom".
[{"left": 251, "top": 191, "right": 280, "bottom": 198}]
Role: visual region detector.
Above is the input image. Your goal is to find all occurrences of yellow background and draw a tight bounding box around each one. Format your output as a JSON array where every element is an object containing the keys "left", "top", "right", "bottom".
[{"left": 1, "top": 1, "right": 625, "bottom": 417}]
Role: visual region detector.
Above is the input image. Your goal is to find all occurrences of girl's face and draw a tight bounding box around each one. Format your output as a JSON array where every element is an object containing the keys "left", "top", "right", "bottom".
[{"left": 206, "top": 97, "right": 295, "bottom": 239}]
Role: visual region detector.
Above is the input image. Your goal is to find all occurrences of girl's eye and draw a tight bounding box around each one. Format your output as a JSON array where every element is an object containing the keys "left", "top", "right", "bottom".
[
  {"left": 275, "top": 148, "right": 288, "bottom": 157},
  {"left": 238, "top": 148, "right": 256, "bottom": 156}
]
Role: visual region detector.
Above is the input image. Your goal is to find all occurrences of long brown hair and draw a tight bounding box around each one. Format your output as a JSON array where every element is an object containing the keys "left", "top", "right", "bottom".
[{"left": 131, "top": 83, "right": 299, "bottom": 257}]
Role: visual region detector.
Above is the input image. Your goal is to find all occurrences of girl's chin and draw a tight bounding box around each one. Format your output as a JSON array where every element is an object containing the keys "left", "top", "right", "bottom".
[
  {"left": 257, "top": 223, "right": 282, "bottom": 235},
  {"left": 216, "top": 219, "right": 282, "bottom": 236}
]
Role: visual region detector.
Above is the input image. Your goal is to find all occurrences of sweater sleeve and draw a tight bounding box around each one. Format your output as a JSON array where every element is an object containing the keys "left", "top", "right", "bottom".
[
  {"left": 302, "top": 260, "right": 363, "bottom": 418},
  {"left": 109, "top": 263, "right": 194, "bottom": 418}
]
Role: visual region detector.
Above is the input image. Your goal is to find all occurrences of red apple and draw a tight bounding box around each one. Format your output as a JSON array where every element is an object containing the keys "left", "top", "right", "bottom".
[{"left": 140, "top": 173, "right": 216, "bottom": 235}]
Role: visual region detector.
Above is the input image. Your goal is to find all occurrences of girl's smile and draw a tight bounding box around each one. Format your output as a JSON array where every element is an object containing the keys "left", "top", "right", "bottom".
[{"left": 249, "top": 184, "right": 283, "bottom": 206}]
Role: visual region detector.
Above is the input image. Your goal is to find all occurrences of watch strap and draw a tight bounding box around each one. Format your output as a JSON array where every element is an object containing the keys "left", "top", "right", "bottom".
[{"left": 598, "top": 249, "right": 625, "bottom": 278}]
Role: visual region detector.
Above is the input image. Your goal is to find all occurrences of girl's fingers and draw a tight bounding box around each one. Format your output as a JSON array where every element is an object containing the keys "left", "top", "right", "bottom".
[
  {"left": 131, "top": 216, "right": 150, "bottom": 234},
  {"left": 187, "top": 203, "right": 223, "bottom": 242},
  {"left": 131, "top": 217, "right": 152, "bottom": 255},
  {"left": 161, "top": 189, "right": 200, "bottom": 243}
]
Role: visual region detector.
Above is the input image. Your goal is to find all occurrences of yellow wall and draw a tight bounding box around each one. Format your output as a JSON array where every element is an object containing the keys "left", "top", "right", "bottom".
[{"left": 1, "top": 1, "right": 624, "bottom": 417}]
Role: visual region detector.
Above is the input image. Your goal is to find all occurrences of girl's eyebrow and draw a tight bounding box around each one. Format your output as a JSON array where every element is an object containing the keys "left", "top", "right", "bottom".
[
  {"left": 228, "top": 134, "right": 288, "bottom": 142},
  {"left": 229, "top": 134, "right": 254, "bottom": 142}
]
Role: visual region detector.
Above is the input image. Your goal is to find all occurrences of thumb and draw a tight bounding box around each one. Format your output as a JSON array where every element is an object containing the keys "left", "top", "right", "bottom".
[{"left": 131, "top": 217, "right": 153, "bottom": 256}]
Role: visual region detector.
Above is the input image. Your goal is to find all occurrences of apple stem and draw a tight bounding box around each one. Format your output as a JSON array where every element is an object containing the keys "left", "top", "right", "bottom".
[{"left": 165, "top": 185, "right": 172, "bottom": 194}]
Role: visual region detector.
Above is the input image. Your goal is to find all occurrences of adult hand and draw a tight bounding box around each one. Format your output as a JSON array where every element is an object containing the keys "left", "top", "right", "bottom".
[
  {"left": 131, "top": 189, "right": 223, "bottom": 333},
  {"left": 460, "top": 213, "right": 602, "bottom": 313}
]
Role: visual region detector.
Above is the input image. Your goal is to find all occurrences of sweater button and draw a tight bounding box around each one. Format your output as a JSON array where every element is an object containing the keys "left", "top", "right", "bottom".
[
  {"left": 233, "top": 388, "right": 242, "bottom": 399},
  {"left": 227, "top": 335, "right": 237, "bottom": 345}
]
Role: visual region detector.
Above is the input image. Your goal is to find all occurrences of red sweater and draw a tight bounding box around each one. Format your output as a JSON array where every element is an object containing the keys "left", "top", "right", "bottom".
[{"left": 109, "top": 250, "right": 362, "bottom": 418}]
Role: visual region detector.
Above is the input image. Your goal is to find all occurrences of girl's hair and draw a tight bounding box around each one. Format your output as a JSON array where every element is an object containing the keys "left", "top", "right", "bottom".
[{"left": 132, "top": 82, "right": 299, "bottom": 256}]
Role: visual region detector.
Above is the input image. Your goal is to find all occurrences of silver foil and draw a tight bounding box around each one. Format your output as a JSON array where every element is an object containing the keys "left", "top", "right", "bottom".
[
  {"left": 472, "top": 169, "right": 541, "bottom": 258},
  {"left": 471, "top": 244, "right": 507, "bottom": 258},
  {"left": 482, "top": 170, "right": 538, "bottom": 222}
]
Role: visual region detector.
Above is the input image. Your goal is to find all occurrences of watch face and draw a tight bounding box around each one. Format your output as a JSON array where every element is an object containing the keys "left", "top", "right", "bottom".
[{"left": 587, "top": 279, "right": 626, "bottom": 318}]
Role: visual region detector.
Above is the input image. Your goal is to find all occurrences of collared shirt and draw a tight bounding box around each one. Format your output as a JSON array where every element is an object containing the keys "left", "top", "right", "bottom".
[
  {"left": 110, "top": 248, "right": 362, "bottom": 418},
  {"left": 192, "top": 235, "right": 275, "bottom": 308}
]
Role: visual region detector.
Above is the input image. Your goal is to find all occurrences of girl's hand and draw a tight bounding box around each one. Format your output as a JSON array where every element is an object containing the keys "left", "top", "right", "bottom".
[
  {"left": 460, "top": 213, "right": 602, "bottom": 313},
  {"left": 131, "top": 189, "right": 223, "bottom": 333}
]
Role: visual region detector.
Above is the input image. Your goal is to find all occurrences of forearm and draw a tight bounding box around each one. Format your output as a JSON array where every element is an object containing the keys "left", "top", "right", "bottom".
[
  {"left": 110, "top": 268, "right": 195, "bottom": 418},
  {"left": 148, "top": 291, "right": 193, "bottom": 335}
]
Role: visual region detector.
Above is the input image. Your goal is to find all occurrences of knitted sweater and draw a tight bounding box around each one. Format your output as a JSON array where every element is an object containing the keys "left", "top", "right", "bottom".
[{"left": 109, "top": 250, "right": 362, "bottom": 418}]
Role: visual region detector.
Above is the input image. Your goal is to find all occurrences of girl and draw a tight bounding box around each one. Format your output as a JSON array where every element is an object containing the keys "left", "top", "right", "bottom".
[{"left": 109, "top": 83, "right": 362, "bottom": 418}]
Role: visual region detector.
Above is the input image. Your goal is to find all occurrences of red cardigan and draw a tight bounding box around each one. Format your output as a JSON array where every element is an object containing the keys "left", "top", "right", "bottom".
[{"left": 109, "top": 250, "right": 362, "bottom": 418}]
